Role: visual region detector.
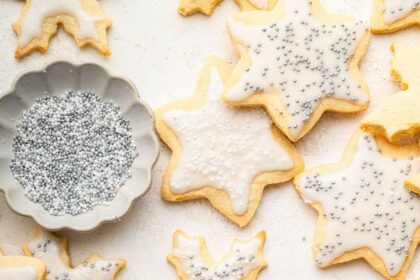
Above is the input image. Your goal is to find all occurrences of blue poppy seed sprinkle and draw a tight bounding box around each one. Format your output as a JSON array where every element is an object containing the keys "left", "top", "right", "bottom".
[{"left": 10, "top": 90, "right": 138, "bottom": 216}]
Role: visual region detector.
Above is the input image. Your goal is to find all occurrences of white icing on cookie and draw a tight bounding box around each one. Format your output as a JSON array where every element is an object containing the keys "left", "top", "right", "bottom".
[
  {"left": 163, "top": 67, "right": 293, "bottom": 214},
  {"left": 299, "top": 133, "right": 420, "bottom": 276},
  {"left": 383, "top": 0, "right": 420, "bottom": 23},
  {"left": 227, "top": 0, "right": 369, "bottom": 138},
  {"left": 0, "top": 266, "right": 38, "bottom": 280},
  {"left": 28, "top": 231, "right": 121, "bottom": 280},
  {"left": 20, "top": 0, "right": 98, "bottom": 46},
  {"left": 249, "top": 0, "right": 269, "bottom": 9},
  {"left": 173, "top": 234, "right": 264, "bottom": 280}
]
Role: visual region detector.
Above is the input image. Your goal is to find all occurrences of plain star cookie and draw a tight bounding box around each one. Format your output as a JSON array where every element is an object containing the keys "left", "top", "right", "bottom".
[
  {"left": 155, "top": 57, "right": 303, "bottom": 227},
  {"left": 23, "top": 228, "right": 126, "bottom": 280},
  {"left": 223, "top": 0, "right": 371, "bottom": 142},
  {"left": 12, "top": 0, "right": 112, "bottom": 58},
  {"left": 178, "top": 0, "right": 278, "bottom": 17},
  {"left": 168, "top": 230, "right": 267, "bottom": 280},
  {"left": 294, "top": 130, "right": 420, "bottom": 280},
  {"left": 362, "top": 43, "right": 420, "bottom": 145},
  {"left": 0, "top": 249, "right": 46, "bottom": 280},
  {"left": 371, "top": 0, "right": 420, "bottom": 33}
]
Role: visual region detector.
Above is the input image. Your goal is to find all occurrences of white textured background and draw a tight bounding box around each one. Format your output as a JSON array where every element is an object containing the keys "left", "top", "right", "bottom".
[{"left": 0, "top": 0, "right": 419, "bottom": 279}]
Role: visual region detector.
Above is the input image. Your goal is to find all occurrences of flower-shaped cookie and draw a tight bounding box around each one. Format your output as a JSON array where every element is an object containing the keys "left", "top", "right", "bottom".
[
  {"left": 12, "top": 0, "right": 112, "bottom": 58},
  {"left": 0, "top": 248, "right": 46, "bottom": 280},
  {"left": 178, "top": 0, "right": 278, "bottom": 16},
  {"left": 371, "top": 0, "right": 420, "bottom": 33},
  {"left": 295, "top": 130, "right": 420, "bottom": 279},
  {"left": 23, "top": 227, "right": 126, "bottom": 280},
  {"left": 155, "top": 57, "right": 303, "bottom": 227},
  {"left": 168, "top": 230, "right": 267, "bottom": 280},
  {"left": 223, "top": 0, "right": 370, "bottom": 142}
]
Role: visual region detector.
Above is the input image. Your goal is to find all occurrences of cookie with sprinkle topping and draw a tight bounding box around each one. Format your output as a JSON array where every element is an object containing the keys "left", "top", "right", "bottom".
[
  {"left": 294, "top": 130, "right": 420, "bottom": 279},
  {"left": 361, "top": 42, "right": 420, "bottom": 204},
  {"left": 168, "top": 230, "right": 267, "bottom": 280},
  {"left": 371, "top": 0, "right": 420, "bottom": 33},
  {"left": 12, "top": 0, "right": 112, "bottom": 58},
  {"left": 0, "top": 249, "right": 46, "bottom": 280},
  {"left": 223, "top": 0, "right": 371, "bottom": 142},
  {"left": 155, "top": 57, "right": 303, "bottom": 227},
  {"left": 23, "top": 227, "right": 126, "bottom": 280},
  {"left": 178, "top": 0, "right": 277, "bottom": 17}
]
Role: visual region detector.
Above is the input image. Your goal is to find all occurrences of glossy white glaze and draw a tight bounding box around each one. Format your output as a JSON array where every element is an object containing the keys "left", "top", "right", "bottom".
[
  {"left": 227, "top": 0, "right": 369, "bottom": 137},
  {"left": 20, "top": 0, "right": 98, "bottom": 46},
  {"left": 164, "top": 67, "right": 293, "bottom": 214},
  {"left": 300, "top": 133, "right": 420, "bottom": 276}
]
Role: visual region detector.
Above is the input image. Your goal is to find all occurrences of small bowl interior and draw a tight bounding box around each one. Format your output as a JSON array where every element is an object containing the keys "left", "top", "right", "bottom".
[{"left": 0, "top": 62, "right": 159, "bottom": 231}]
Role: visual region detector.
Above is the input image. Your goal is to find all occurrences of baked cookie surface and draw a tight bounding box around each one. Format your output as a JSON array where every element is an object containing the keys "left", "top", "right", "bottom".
[
  {"left": 0, "top": 249, "right": 46, "bottom": 280},
  {"left": 361, "top": 42, "right": 420, "bottom": 145},
  {"left": 223, "top": 0, "right": 371, "bottom": 142},
  {"left": 361, "top": 42, "right": 420, "bottom": 203},
  {"left": 12, "top": 0, "right": 112, "bottom": 58},
  {"left": 155, "top": 57, "right": 303, "bottom": 227},
  {"left": 168, "top": 230, "right": 267, "bottom": 280},
  {"left": 178, "top": 0, "right": 278, "bottom": 17},
  {"left": 371, "top": 0, "right": 420, "bottom": 33},
  {"left": 295, "top": 130, "right": 420, "bottom": 279},
  {"left": 23, "top": 228, "right": 126, "bottom": 280}
]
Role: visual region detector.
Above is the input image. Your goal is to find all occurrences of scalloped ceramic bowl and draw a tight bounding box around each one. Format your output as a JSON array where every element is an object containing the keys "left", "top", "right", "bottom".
[{"left": 0, "top": 62, "right": 159, "bottom": 232}]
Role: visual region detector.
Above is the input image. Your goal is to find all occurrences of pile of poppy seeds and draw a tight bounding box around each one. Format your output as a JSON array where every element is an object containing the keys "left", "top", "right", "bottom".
[{"left": 10, "top": 91, "right": 138, "bottom": 216}]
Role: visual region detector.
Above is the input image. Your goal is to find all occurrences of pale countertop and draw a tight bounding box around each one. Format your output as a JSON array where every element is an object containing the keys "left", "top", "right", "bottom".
[{"left": 0, "top": 0, "right": 419, "bottom": 279}]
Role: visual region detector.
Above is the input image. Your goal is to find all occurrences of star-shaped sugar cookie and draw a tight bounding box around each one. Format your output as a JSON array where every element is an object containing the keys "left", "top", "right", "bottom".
[
  {"left": 178, "top": 0, "right": 277, "bottom": 17},
  {"left": 362, "top": 43, "right": 420, "bottom": 145},
  {"left": 371, "top": 0, "right": 420, "bottom": 33},
  {"left": 223, "top": 0, "right": 371, "bottom": 142},
  {"left": 23, "top": 227, "right": 126, "bottom": 280},
  {"left": 155, "top": 57, "right": 303, "bottom": 227},
  {"left": 294, "top": 130, "right": 420, "bottom": 279},
  {"left": 12, "top": 0, "right": 112, "bottom": 58},
  {"left": 168, "top": 230, "right": 267, "bottom": 280},
  {"left": 361, "top": 42, "right": 420, "bottom": 201},
  {"left": 0, "top": 249, "right": 46, "bottom": 280}
]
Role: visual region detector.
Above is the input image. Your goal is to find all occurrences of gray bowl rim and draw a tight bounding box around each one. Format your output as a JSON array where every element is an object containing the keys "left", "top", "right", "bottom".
[{"left": 0, "top": 60, "right": 160, "bottom": 232}]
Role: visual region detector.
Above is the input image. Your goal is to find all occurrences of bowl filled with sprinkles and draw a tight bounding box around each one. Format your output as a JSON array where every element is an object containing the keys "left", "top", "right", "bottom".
[{"left": 0, "top": 61, "right": 159, "bottom": 231}]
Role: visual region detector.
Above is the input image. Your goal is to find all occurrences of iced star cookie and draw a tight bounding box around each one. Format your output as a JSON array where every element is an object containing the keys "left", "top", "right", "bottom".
[
  {"left": 23, "top": 228, "right": 126, "bottom": 280},
  {"left": 371, "top": 0, "right": 420, "bottom": 33},
  {"left": 12, "top": 0, "right": 112, "bottom": 58},
  {"left": 155, "top": 57, "right": 303, "bottom": 227},
  {"left": 168, "top": 230, "right": 267, "bottom": 280},
  {"left": 294, "top": 130, "right": 420, "bottom": 279},
  {"left": 178, "top": 0, "right": 277, "bottom": 17},
  {"left": 223, "top": 0, "right": 371, "bottom": 142},
  {"left": 361, "top": 42, "right": 420, "bottom": 202},
  {"left": 0, "top": 249, "right": 46, "bottom": 280}
]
